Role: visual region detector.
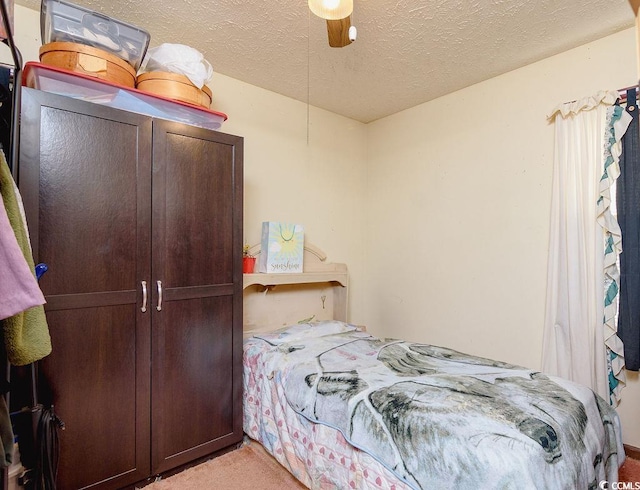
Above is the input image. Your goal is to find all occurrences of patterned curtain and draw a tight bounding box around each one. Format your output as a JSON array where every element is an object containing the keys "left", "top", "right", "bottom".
[{"left": 598, "top": 104, "right": 629, "bottom": 404}]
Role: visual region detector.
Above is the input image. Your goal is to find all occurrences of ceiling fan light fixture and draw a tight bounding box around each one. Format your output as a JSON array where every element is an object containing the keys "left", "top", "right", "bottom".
[{"left": 308, "top": 0, "right": 353, "bottom": 20}]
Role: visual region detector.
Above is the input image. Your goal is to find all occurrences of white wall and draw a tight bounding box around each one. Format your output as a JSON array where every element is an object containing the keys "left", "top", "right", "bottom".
[
  {"left": 214, "top": 74, "right": 368, "bottom": 320},
  {"left": 0, "top": 5, "right": 40, "bottom": 66},
  {"left": 366, "top": 27, "right": 640, "bottom": 447},
  {"left": 7, "top": 4, "right": 640, "bottom": 449}
]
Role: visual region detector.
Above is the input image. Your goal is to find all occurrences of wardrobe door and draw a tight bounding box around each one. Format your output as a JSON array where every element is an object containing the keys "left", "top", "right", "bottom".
[
  {"left": 18, "top": 89, "right": 153, "bottom": 489},
  {"left": 150, "top": 120, "right": 243, "bottom": 473}
]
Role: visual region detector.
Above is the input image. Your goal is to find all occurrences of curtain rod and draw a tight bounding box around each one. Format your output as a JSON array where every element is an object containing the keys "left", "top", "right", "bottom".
[
  {"left": 563, "top": 84, "right": 639, "bottom": 105},
  {"left": 618, "top": 83, "right": 639, "bottom": 104}
]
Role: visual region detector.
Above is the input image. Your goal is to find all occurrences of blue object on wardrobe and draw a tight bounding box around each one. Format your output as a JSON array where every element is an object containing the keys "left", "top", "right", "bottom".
[{"left": 34, "top": 263, "right": 48, "bottom": 282}]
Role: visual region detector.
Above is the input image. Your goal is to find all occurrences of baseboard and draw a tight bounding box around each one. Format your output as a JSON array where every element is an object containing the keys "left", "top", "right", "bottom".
[{"left": 625, "top": 444, "right": 640, "bottom": 460}]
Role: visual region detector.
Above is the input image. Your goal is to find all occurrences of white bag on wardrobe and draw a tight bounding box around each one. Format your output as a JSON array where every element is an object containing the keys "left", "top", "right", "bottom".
[{"left": 140, "top": 43, "right": 213, "bottom": 89}]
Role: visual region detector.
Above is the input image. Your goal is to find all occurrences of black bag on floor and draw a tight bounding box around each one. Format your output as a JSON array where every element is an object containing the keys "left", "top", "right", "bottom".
[{"left": 12, "top": 384, "right": 64, "bottom": 490}]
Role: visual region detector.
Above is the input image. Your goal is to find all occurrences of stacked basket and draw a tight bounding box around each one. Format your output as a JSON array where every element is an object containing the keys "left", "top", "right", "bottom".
[{"left": 136, "top": 71, "right": 212, "bottom": 109}]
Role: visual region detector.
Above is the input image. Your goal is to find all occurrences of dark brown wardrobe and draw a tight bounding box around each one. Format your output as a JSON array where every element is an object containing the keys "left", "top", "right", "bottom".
[{"left": 16, "top": 87, "right": 244, "bottom": 489}]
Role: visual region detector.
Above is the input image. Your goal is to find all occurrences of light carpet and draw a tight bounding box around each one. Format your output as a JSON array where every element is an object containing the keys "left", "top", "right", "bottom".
[{"left": 143, "top": 441, "right": 306, "bottom": 489}]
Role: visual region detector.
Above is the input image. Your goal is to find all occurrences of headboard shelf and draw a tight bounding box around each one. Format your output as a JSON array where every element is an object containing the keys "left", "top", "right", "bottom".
[
  {"left": 243, "top": 270, "right": 348, "bottom": 290},
  {"left": 242, "top": 244, "right": 349, "bottom": 333}
]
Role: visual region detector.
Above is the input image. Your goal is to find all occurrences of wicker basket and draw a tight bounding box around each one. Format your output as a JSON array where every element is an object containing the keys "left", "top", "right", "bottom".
[
  {"left": 136, "top": 71, "right": 212, "bottom": 108},
  {"left": 39, "top": 41, "right": 136, "bottom": 87}
]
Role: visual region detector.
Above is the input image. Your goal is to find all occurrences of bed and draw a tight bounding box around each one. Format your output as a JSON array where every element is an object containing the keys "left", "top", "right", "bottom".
[{"left": 242, "top": 246, "right": 625, "bottom": 489}]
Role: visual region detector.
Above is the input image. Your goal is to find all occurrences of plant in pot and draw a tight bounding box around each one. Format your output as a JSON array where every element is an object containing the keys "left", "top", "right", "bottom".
[{"left": 243, "top": 244, "right": 256, "bottom": 273}]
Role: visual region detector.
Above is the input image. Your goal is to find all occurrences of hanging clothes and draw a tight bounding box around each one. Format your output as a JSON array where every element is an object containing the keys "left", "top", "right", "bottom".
[
  {"left": 618, "top": 88, "right": 640, "bottom": 371},
  {"left": 0, "top": 151, "right": 51, "bottom": 366},
  {"left": 0, "top": 163, "right": 45, "bottom": 320}
]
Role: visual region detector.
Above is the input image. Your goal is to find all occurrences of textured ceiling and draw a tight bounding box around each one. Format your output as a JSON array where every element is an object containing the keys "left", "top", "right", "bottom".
[{"left": 16, "top": 0, "right": 637, "bottom": 123}]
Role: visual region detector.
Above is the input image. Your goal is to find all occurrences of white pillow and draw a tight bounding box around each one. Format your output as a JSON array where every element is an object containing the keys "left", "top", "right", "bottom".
[{"left": 253, "top": 320, "right": 358, "bottom": 344}]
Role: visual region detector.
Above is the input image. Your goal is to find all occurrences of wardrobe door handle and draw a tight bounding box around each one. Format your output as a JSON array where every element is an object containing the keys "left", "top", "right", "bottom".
[
  {"left": 156, "top": 280, "right": 163, "bottom": 311},
  {"left": 141, "top": 281, "right": 148, "bottom": 313}
]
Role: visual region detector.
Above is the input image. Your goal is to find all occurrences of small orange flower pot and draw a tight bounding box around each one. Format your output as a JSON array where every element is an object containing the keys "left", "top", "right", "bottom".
[{"left": 243, "top": 256, "right": 256, "bottom": 273}]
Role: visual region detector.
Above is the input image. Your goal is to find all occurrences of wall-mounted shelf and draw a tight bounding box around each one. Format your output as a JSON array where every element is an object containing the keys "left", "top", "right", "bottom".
[{"left": 243, "top": 270, "right": 348, "bottom": 290}]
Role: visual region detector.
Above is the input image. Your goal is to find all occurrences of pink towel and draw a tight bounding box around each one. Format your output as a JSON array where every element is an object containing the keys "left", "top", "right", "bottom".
[{"left": 0, "top": 182, "right": 45, "bottom": 320}]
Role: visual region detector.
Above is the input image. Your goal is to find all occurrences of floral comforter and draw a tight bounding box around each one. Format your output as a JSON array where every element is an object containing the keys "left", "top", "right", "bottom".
[{"left": 243, "top": 322, "right": 624, "bottom": 489}]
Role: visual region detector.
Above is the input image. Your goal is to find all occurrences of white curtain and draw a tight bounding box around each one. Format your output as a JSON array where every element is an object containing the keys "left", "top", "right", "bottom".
[{"left": 542, "top": 91, "right": 631, "bottom": 402}]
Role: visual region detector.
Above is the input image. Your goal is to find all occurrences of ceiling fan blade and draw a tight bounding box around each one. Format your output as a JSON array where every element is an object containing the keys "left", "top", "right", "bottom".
[{"left": 326, "top": 16, "right": 352, "bottom": 48}]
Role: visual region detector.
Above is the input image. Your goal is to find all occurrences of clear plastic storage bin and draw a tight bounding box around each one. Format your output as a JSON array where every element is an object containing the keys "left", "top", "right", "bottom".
[
  {"left": 24, "top": 62, "right": 228, "bottom": 131},
  {"left": 40, "top": 0, "right": 150, "bottom": 70}
]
